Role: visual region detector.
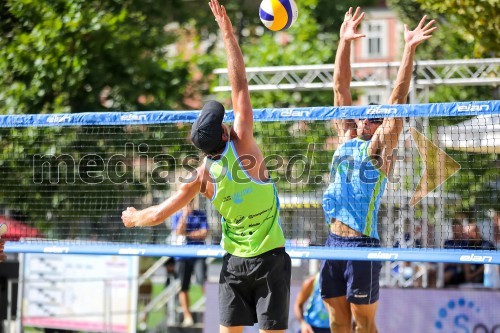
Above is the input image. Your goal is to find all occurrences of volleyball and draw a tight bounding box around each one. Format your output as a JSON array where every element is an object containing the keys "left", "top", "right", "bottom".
[{"left": 259, "top": 0, "right": 298, "bottom": 31}]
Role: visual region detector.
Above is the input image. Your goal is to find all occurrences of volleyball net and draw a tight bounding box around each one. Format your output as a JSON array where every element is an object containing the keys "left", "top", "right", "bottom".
[{"left": 1, "top": 100, "right": 499, "bottom": 263}]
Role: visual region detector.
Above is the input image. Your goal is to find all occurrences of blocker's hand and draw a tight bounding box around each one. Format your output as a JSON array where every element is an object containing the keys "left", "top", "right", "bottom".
[
  {"left": 404, "top": 15, "right": 437, "bottom": 48},
  {"left": 122, "top": 207, "right": 138, "bottom": 228},
  {"left": 209, "top": 0, "right": 233, "bottom": 35},
  {"left": 340, "top": 7, "right": 366, "bottom": 41}
]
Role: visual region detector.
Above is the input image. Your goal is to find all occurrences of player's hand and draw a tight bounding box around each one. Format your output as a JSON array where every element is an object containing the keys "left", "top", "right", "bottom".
[
  {"left": 404, "top": 15, "right": 437, "bottom": 48},
  {"left": 340, "top": 7, "right": 366, "bottom": 41},
  {"left": 122, "top": 207, "right": 138, "bottom": 228},
  {"left": 209, "top": 0, "right": 233, "bottom": 35},
  {"left": 0, "top": 240, "right": 6, "bottom": 262},
  {"left": 300, "top": 320, "right": 315, "bottom": 333}
]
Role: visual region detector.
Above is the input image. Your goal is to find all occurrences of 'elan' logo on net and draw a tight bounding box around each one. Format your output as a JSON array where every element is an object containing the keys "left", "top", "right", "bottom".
[
  {"left": 118, "top": 248, "right": 146, "bottom": 255},
  {"left": 47, "top": 115, "right": 72, "bottom": 123},
  {"left": 459, "top": 254, "right": 493, "bottom": 262},
  {"left": 366, "top": 107, "right": 397, "bottom": 115},
  {"left": 120, "top": 114, "right": 147, "bottom": 121},
  {"left": 367, "top": 251, "right": 399, "bottom": 260},
  {"left": 43, "top": 246, "right": 69, "bottom": 253},
  {"left": 280, "top": 109, "right": 310, "bottom": 117},
  {"left": 457, "top": 104, "right": 490, "bottom": 112},
  {"left": 287, "top": 250, "right": 310, "bottom": 258}
]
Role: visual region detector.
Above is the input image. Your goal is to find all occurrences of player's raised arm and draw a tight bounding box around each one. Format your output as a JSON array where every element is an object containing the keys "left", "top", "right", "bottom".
[
  {"left": 121, "top": 169, "right": 202, "bottom": 228},
  {"left": 334, "top": 7, "right": 365, "bottom": 143},
  {"left": 370, "top": 16, "right": 437, "bottom": 172},
  {"left": 389, "top": 15, "right": 437, "bottom": 105},
  {"left": 209, "top": 0, "right": 253, "bottom": 143}
]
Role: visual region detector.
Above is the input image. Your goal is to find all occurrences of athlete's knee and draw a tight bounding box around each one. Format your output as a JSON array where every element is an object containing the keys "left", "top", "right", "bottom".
[
  {"left": 330, "top": 316, "right": 351, "bottom": 332},
  {"left": 353, "top": 315, "right": 377, "bottom": 333}
]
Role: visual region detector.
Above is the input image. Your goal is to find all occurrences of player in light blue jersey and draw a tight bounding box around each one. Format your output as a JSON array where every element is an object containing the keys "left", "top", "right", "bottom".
[
  {"left": 294, "top": 273, "right": 330, "bottom": 333},
  {"left": 320, "top": 7, "right": 437, "bottom": 333}
]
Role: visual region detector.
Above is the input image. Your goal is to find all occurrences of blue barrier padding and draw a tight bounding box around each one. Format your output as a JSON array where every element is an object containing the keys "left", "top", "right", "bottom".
[
  {"left": 4, "top": 242, "right": 500, "bottom": 264},
  {"left": 0, "top": 101, "right": 498, "bottom": 127}
]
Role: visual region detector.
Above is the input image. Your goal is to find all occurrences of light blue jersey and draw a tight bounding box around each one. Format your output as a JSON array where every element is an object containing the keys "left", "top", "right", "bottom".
[
  {"left": 323, "top": 138, "right": 387, "bottom": 239},
  {"left": 304, "top": 274, "right": 329, "bottom": 329}
]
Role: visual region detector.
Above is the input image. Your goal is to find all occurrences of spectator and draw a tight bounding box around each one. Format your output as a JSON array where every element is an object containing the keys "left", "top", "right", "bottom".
[
  {"left": 293, "top": 273, "right": 330, "bottom": 333},
  {"left": 170, "top": 199, "right": 209, "bottom": 327},
  {"left": 0, "top": 223, "right": 6, "bottom": 262},
  {"left": 444, "top": 216, "right": 496, "bottom": 286},
  {"left": 462, "top": 223, "right": 495, "bottom": 284},
  {"left": 443, "top": 216, "right": 468, "bottom": 286},
  {"left": 164, "top": 257, "right": 177, "bottom": 287},
  {"left": 0, "top": 239, "right": 6, "bottom": 262},
  {"left": 490, "top": 209, "right": 500, "bottom": 248}
]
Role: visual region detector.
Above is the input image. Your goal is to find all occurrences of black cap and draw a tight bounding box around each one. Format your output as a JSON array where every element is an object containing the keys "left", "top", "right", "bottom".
[{"left": 190, "top": 101, "right": 226, "bottom": 154}]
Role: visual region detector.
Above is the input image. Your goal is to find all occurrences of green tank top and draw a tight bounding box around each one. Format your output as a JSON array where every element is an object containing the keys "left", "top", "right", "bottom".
[{"left": 207, "top": 141, "right": 285, "bottom": 257}]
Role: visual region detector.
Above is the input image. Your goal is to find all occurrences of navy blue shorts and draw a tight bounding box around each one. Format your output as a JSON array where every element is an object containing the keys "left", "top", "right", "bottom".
[{"left": 320, "top": 231, "right": 382, "bottom": 304}]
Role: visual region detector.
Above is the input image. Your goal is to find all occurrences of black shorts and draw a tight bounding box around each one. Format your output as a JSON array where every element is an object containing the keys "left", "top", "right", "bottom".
[
  {"left": 176, "top": 258, "right": 206, "bottom": 291},
  {"left": 219, "top": 247, "right": 291, "bottom": 330}
]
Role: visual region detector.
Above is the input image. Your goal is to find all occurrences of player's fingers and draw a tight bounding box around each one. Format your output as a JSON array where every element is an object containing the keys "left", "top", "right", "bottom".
[
  {"left": 344, "top": 8, "right": 352, "bottom": 21},
  {"left": 424, "top": 26, "right": 438, "bottom": 35},
  {"left": 417, "top": 15, "right": 427, "bottom": 28},
  {"left": 354, "top": 12, "right": 365, "bottom": 25},
  {"left": 423, "top": 20, "right": 436, "bottom": 31},
  {"left": 353, "top": 7, "right": 361, "bottom": 19}
]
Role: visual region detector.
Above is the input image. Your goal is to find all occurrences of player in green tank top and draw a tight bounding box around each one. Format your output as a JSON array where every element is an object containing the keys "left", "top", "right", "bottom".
[{"left": 121, "top": 1, "right": 290, "bottom": 332}]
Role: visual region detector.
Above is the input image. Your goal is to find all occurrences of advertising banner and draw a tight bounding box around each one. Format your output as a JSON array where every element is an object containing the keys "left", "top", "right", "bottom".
[{"left": 22, "top": 253, "right": 139, "bottom": 333}]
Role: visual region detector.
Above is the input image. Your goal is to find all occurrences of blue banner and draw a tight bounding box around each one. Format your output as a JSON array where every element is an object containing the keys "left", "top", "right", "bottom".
[
  {"left": 5, "top": 242, "right": 500, "bottom": 263},
  {"left": 0, "top": 100, "right": 498, "bottom": 127}
]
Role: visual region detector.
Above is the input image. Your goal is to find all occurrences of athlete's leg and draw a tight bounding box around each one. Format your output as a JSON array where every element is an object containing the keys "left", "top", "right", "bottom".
[
  {"left": 351, "top": 302, "right": 378, "bottom": 333},
  {"left": 323, "top": 296, "right": 352, "bottom": 333},
  {"left": 345, "top": 260, "right": 382, "bottom": 333},
  {"left": 219, "top": 326, "right": 244, "bottom": 333}
]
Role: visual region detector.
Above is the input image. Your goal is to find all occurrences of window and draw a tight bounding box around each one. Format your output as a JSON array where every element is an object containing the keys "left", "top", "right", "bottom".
[
  {"left": 364, "top": 20, "right": 387, "bottom": 58},
  {"left": 367, "top": 93, "right": 382, "bottom": 105},
  {"left": 361, "top": 90, "right": 386, "bottom": 105}
]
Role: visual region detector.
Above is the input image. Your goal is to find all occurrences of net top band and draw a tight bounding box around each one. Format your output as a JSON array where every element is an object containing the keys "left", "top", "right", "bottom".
[{"left": 0, "top": 100, "right": 498, "bottom": 127}]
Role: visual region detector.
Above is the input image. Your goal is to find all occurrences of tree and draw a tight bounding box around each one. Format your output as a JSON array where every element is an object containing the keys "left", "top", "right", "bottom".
[
  {"left": 0, "top": 0, "right": 190, "bottom": 115},
  {"left": 389, "top": 0, "right": 498, "bottom": 58},
  {"left": 0, "top": 0, "right": 195, "bottom": 240}
]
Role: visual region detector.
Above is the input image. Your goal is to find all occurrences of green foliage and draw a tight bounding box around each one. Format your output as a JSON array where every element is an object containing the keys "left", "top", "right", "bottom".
[
  {"left": 315, "top": 0, "right": 379, "bottom": 34},
  {"left": 0, "top": 0, "right": 190, "bottom": 114},
  {"left": 389, "top": 0, "right": 499, "bottom": 58}
]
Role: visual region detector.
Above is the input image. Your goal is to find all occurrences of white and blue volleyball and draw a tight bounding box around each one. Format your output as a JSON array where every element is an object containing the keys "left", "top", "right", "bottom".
[{"left": 259, "top": 0, "right": 298, "bottom": 31}]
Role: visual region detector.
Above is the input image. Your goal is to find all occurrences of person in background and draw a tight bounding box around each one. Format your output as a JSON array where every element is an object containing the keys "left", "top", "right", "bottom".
[
  {"left": 164, "top": 257, "right": 177, "bottom": 287},
  {"left": 462, "top": 223, "right": 495, "bottom": 284},
  {"left": 170, "top": 199, "right": 209, "bottom": 326},
  {"left": 490, "top": 209, "right": 500, "bottom": 248},
  {"left": 294, "top": 273, "right": 330, "bottom": 333},
  {"left": 443, "top": 215, "right": 469, "bottom": 286},
  {"left": 0, "top": 239, "right": 6, "bottom": 262}
]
